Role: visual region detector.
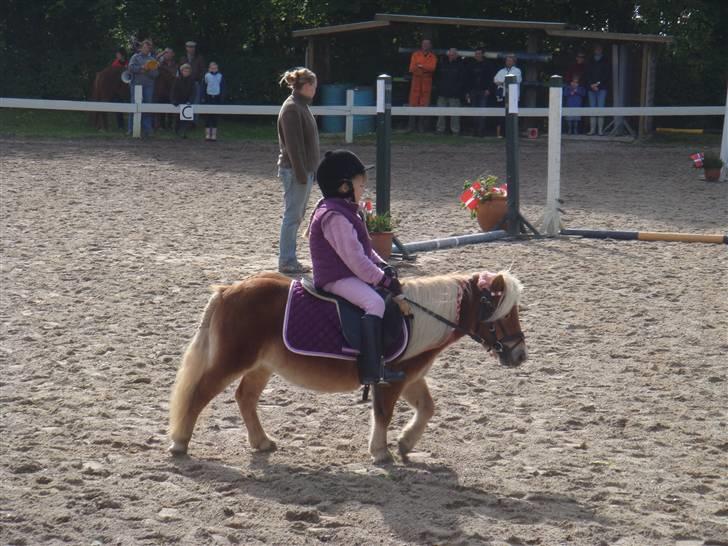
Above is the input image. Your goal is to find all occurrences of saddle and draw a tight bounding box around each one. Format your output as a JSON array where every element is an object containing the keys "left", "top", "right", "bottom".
[{"left": 282, "top": 278, "right": 410, "bottom": 362}]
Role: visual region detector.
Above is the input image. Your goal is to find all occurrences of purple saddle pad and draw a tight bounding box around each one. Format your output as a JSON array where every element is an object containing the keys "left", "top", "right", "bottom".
[{"left": 283, "top": 280, "right": 408, "bottom": 362}]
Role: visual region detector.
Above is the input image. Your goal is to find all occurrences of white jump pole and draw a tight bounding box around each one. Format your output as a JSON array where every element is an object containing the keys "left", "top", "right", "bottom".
[
  {"left": 543, "top": 75, "right": 563, "bottom": 236},
  {"left": 132, "top": 85, "right": 142, "bottom": 138},
  {"left": 721, "top": 84, "right": 728, "bottom": 181}
]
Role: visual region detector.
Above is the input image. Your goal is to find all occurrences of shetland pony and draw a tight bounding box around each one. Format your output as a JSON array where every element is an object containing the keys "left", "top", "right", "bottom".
[
  {"left": 169, "top": 270, "right": 526, "bottom": 463},
  {"left": 89, "top": 66, "right": 130, "bottom": 130}
]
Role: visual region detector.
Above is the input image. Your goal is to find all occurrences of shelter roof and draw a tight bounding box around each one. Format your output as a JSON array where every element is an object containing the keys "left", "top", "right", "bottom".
[
  {"left": 545, "top": 28, "right": 673, "bottom": 44},
  {"left": 292, "top": 14, "right": 673, "bottom": 44}
]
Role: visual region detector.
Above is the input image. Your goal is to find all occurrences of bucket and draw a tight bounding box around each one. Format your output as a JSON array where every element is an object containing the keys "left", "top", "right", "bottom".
[
  {"left": 319, "top": 84, "right": 350, "bottom": 133},
  {"left": 352, "top": 86, "right": 375, "bottom": 135}
]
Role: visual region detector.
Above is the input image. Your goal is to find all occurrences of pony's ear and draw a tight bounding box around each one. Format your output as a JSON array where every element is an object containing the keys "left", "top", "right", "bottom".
[{"left": 491, "top": 274, "right": 506, "bottom": 294}]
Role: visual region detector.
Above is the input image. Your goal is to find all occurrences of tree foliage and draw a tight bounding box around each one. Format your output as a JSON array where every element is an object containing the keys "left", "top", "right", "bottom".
[{"left": 0, "top": 0, "right": 725, "bottom": 105}]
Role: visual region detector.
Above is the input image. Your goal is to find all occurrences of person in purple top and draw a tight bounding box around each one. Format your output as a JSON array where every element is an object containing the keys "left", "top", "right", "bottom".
[{"left": 308, "top": 150, "right": 405, "bottom": 385}]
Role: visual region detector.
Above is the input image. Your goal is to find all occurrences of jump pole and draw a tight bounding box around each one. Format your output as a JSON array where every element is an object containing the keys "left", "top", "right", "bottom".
[
  {"left": 392, "top": 230, "right": 507, "bottom": 254},
  {"left": 561, "top": 229, "right": 727, "bottom": 244},
  {"left": 504, "top": 74, "right": 539, "bottom": 237},
  {"left": 542, "top": 75, "right": 563, "bottom": 236}
]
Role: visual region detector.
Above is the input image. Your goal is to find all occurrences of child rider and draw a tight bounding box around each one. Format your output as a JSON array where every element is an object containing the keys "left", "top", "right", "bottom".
[{"left": 308, "top": 150, "right": 405, "bottom": 385}]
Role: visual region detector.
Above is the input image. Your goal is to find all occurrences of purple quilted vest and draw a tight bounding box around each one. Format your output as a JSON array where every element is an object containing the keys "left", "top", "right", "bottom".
[{"left": 309, "top": 198, "right": 373, "bottom": 288}]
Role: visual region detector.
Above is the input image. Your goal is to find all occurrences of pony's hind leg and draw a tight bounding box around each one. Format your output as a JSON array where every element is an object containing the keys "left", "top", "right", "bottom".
[
  {"left": 369, "top": 383, "right": 405, "bottom": 464},
  {"left": 235, "top": 367, "right": 276, "bottom": 451},
  {"left": 397, "top": 378, "right": 435, "bottom": 460},
  {"left": 168, "top": 357, "right": 234, "bottom": 455}
]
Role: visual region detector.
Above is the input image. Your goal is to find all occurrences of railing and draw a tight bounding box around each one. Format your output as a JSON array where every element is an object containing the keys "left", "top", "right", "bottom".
[{"left": 2, "top": 89, "right": 725, "bottom": 141}]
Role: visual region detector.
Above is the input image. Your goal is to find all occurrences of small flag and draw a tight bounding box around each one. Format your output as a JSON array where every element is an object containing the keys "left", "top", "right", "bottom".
[
  {"left": 690, "top": 152, "right": 704, "bottom": 168},
  {"left": 459, "top": 182, "right": 482, "bottom": 210},
  {"left": 492, "top": 184, "right": 508, "bottom": 197}
]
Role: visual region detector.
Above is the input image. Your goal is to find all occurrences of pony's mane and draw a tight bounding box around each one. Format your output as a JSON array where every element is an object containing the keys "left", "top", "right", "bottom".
[
  {"left": 399, "top": 270, "right": 523, "bottom": 360},
  {"left": 400, "top": 273, "right": 470, "bottom": 360},
  {"left": 488, "top": 270, "right": 523, "bottom": 321}
]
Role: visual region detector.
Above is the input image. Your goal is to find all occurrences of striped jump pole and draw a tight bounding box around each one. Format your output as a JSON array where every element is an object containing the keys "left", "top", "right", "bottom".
[
  {"left": 391, "top": 230, "right": 508, "bottom": 254},
  {"left": 561, "top": 229, "right": 728, "bottom": 244}
]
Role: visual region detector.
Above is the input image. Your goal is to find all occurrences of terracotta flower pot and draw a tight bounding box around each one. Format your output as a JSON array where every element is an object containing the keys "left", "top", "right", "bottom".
[
  {"left": 704, "top": 168, "right": 721, "bottom": 182},
  {"left": 370, "top": 231, "right": 394, "bottom": 260},
  {"left": 476, "top": 197, "right": 508, "bottom": 231}
]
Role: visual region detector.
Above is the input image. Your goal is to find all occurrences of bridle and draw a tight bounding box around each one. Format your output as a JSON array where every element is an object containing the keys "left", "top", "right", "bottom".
[{"left": 401, "top": 286, "right": 525, "bottom": 362}]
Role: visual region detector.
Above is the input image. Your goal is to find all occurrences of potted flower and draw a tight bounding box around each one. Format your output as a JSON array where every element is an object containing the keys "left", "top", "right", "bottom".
[
  {"left": 459, "top": 174, "right": 508, "bottom": 231},
  {"left": 364, "top": 200, "right": 396, "bottom": 259},
  {"left": 703, "top": 154, "right": 724, "bottom": 182}
]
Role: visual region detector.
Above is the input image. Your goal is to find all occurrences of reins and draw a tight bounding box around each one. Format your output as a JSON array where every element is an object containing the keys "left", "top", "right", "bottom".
[
  {"left": 401, "top": 296, "right": 486, "bottom": 345},
  {"left": 401, "top": 288, "right": 524, "bottom": 358}
]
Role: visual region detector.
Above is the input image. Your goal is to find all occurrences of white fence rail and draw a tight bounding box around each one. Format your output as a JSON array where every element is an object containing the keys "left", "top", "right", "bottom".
[{"left": 1, "top": 87, "right": 725, "bottom": 159}]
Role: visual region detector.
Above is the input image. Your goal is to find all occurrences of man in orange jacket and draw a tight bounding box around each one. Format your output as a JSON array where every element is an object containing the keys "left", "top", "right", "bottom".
[{"left": 408, "top": 39, "right": 437, "bottom": 132}]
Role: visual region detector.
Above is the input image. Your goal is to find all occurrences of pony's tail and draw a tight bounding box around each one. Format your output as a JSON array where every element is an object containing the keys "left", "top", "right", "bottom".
[{"left": 168, "top": 287, "right": 224, "bottom": 444}]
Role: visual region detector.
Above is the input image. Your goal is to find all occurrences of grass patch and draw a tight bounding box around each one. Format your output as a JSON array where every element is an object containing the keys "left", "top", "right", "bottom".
[
  {"left": 2, "top": 108, "right": 719, "bottom": 148},
  {"left": 0, "top": 108, "right": 502, "bottom": 146},
  {"left": 0, "top": 108, "right": 281, "bottom": 141}
]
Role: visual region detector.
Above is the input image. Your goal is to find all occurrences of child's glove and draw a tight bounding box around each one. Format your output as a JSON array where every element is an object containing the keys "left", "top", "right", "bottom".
[{"left": 378, "top": 274, "right": 402, "bottom": 296}]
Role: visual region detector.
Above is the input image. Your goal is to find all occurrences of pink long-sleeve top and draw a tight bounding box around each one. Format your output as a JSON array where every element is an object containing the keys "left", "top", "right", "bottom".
[{"left": 320, "top": 213, "right": 385, "bottom": 286}]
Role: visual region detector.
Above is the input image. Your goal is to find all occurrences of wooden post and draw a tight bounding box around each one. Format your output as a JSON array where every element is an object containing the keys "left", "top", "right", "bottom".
[
  {"left": 639, "top": 44, "right": 656, "bottom": 138},
  {"left": 543, "top": 75, "right": 563, "bottom": 236},
  {"left": 524, "top": 32, "right": 539, "bottom": 109},
  {"left": 721, "top": 84, "right": 728, "bottom": 181},
  {"left": 305, "top": 38, "right": 315, "bottom": 69},
  {"left": 132, "top": 84, "right": 142, "bottom": 138},
  {"left": 345, "top": 89, "right": 354, "bottom": 144}
]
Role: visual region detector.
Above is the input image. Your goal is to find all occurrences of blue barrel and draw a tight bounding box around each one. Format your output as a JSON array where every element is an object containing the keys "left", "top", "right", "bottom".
[
  {"left": 352, "top": 86, "right": 375, "bottom": 135},
  {"left": 319, "top": 83, "right": 350, "bottom": 133}
]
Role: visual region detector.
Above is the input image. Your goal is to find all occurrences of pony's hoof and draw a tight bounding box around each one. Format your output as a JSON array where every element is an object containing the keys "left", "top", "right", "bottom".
[
  {"left": 397, "top": 438, "right": 413, "bottom": 460},
  {"left": 371, "top": 449, "right": 394, "bottom": 465},
  {"left": 254, "top": 438, "right": 277, "bottom": 452},
  {"left": 168, "top": 441, "right": 188, "bottom": 455}
]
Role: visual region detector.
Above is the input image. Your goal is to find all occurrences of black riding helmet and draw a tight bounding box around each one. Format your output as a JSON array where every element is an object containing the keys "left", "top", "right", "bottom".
[{"left": 316, "top": 150, "right": 367, "bottom": 200}]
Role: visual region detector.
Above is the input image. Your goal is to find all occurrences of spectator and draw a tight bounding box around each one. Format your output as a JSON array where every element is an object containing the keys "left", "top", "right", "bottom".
[
  {"left": 407, "top": 39, "right": 437, "bottom": 132},
  {"left": 111, "top": 47, "right": 127, "bottom": 68},
  {"left": 465, "top": 48, "right": 495, "bottom": 137},
  {"left": 154, "top": 48, "right": 177, "bottom": 130},
  {"left": 493, "top": 54, "right": 522, "bottom": 138},
  {"left": 564, "top": 50, "right": 587, "bottom": 85},
  {"left": 583, "top": 44, "right": 610, "bottom": 135},
  {"left": 276, "top": 68, "right": 320, "bottom": 275},
  {"left": 127, "top": 39, "right": 159, "bottom": 137},
  {"left": 563, "top": 76, "right": 586, "bottom": 134},
  {"left": 171, "top": 63, "right": 195, "bottom": 138},
  {"left": 203, "top": 62, "right": 223, "bottom": 141},
  {"left": 436, "top": 48, "right": 466, "bottom": 135},
  {"left": 181, "top": 41, "right": 206, "bottom": 107}
]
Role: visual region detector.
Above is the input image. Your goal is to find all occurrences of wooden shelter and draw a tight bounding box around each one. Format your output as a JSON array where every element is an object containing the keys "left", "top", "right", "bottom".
[{"left": 292, "top": 13, "right": 673, "bottom": 137}]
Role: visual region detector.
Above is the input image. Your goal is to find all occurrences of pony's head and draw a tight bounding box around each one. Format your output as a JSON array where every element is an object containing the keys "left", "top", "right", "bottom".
[{"left": 472, "top": 270, "right": 527, "bottom": 367}]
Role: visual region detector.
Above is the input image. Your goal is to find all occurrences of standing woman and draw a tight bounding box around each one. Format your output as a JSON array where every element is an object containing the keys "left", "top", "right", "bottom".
[{"left": 276, "top": 68, "right": 320, "bottom": 274}]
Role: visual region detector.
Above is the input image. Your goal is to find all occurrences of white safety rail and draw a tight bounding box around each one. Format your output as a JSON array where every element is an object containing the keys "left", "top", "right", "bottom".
[{"left": 2, "top": 86, "right": 726, "bottom": 169}]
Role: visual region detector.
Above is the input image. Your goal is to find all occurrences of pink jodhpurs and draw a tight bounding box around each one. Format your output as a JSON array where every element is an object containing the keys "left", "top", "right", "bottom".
[{"left": 324, "top": 276, "right": 385, "bottom": 318}]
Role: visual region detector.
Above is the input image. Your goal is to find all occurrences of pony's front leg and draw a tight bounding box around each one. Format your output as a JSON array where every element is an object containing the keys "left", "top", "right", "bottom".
[
  {"left": 235, "top": 367, "right": 276, "bottom": 451},
  {"left": 369, "top": 383, "right": 405, "bottom": 464},
  {"left": 397, "top": 378, "right": 435, "bottom": 460}
]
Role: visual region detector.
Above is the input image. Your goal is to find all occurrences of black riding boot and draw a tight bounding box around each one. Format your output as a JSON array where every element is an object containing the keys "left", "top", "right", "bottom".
[{"left": 358, "top": 315, "right": 405, "bottom": 385}]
